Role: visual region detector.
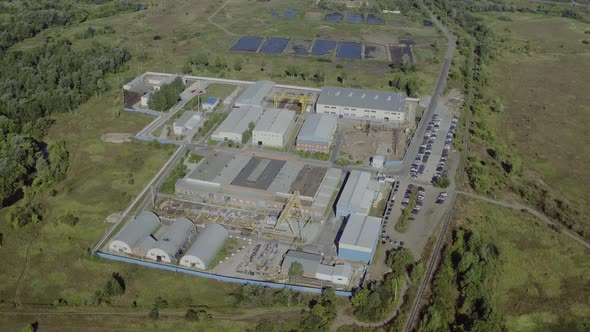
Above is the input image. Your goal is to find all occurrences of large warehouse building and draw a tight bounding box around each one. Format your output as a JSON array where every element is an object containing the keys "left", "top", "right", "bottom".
[
  {"left": 316, "top": 87, "right": 407, "bottom": 123},
  {"left": 108, "top": 211, "right": 160, "bottom": 255},
  {"left": 296, "top": 113, "right": 337, "bottom": 153},
  {"left": 145, "top": 217, "right": 197, "bottom": 263},
  {"left": 252, "top": 109, "right": 296, "bottom": 147},
  {"left": 338, "top": 214, "right": 382, "bottom": 263},
  {"left": 211, "top": 106, "right": 263, "bottom": 143},
  {"left": 175, "top": 152, "right": 343, "bottom": 219},
  {"left": 234, "top": 80, "right": 275, "bottom": 108},
  {"left": 180, "top": 223, "right": 228, "bottom": 270},
  {"left": 335, "top": 170, "right": 381, "bottom": 218}
]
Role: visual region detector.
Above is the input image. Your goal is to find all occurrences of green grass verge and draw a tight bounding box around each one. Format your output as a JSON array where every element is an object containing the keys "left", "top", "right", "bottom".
[{"left": 452, "top": 196, "right": 590, "bottom": 331}]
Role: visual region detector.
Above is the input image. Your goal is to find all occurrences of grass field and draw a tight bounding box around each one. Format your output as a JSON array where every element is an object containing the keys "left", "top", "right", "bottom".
[
  {"left": 477, "top": 13, "right": 590, "bottom": 228},
  {"left": 453, "top": 196, "right": 590, "bottom": 331},
  {"left": 14, "top": 0, "right": 445, "bottom": 95}
]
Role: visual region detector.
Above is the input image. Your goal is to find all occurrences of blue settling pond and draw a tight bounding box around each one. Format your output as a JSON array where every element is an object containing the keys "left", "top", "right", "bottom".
[
  {"left": 346, "top": 13, "right": 364, "bottom": 24},
  {"left": 336, "top": 42, "right": 362, "bottom": 60},
  {"left": 423, "top": 20, "right": 433, "bottom": 26},
  {"left": 230, "top": 36, "right": 264, "bottom": 52},
  {"left": 367, "top": 14, "right": 384, "bottom": 24},
  {"left": 325, "top": 12, "right": 344, "bottom": 22},
  {"left": 284, "top": 9, "right": 298, "bottom": 18},
  {"left": 311, "top": 40, "right": 337, "bottom": 56},
  {"left": 259, "top": 38, "right": 290, "bottom": 54}
]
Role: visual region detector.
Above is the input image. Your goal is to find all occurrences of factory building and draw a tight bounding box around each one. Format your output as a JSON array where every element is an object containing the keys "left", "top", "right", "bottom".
[
  {"left": 108, "top": 211, "right": 160, "bottom": 255},
  {"left": 296, "top": 113, "right": 337, "bottom": 153},
  {"left": 145, "top": 217, "right": 197, "bottom": 263},
  {"left": 202, "top": 97, "right": 220, "bottom": 112},
  {"left": 316, "top": 87, "right": 407, "bottom": 123},
  {"left": 281, "top": 250, "right": 352, "bottom": 286},
  {"left": 234, "top": 80, "right": 275, "bottom": 108},
  {"left": 180, "top": 223, "right": 228, "bottom": 270},
  {"left": 338, "top": 214, "right": 382, "bottom": 263},
  {"left": 175, "top": 152, "right": 342, "bottom": 218},
  {"left": 211, "top": 106, "right": 263, "bottom": 143},
  {"left": 252, "top": 109, "right": 296, "bottom": 147},
  {"left": 336, "top": 170, "right": 380, "bottom": 218},
  {"left": 173, "top": 111, "right": 203, "bottom": 136}
]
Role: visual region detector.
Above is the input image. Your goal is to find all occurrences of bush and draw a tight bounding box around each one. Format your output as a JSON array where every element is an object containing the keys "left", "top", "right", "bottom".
[
  {"left": 434, "top": 176, "right": 450, "bottom": 188},
  {"left": 148, "top": 307, "right": 159, "bottom": 320}
]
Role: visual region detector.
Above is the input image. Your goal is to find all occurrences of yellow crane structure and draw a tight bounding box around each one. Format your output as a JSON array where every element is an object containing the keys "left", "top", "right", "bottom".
[
  {"left": 275, "top": 191, "right": 304, "bottom": 237},
  {"left": 268, "top": 92, "right": 314, "bottom": 113}
]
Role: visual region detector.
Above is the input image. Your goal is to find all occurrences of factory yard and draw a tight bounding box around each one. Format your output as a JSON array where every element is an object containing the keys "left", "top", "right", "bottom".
[{"left": 96, "top": 69, "right": 455, "bottom": 293}]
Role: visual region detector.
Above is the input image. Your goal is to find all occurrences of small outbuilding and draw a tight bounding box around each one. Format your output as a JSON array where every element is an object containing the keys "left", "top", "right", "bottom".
[
  {"left": 109, "top": 211, "right": 160, "bottom": 255},
  {"left": 180, "top": 223, "right": 229, "bottom": 270},
  {"left": 145, "top": 217, "right": 197, "bottom": 263},
  {"left": 316, "top": 264, "right": 353, "bottom": 286},
  {"left": 371, "top": 155, "right": 385, "bottom": 168},
  {"left": 173, "top": 111, "right": 203, "bottom": 136},
  {"left": 202, "top": 97, "right": 220, "bottom": 112},
  {"left": 211, "top": 106, "right": 263, "bottom": 143}
]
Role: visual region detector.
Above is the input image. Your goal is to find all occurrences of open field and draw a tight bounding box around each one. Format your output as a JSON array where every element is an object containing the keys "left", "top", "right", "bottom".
[
  {"left": 0, "top": 71, "right": 239, "bottom": 310},
  {"left": 453, "top": 196, "right": 590, "bottom": 331},
  {"left": 478, "top": 13, "right": 590, "bottom": 229},
  {"left": 13, "top": 0, "right": 445, "bottom": 95}
]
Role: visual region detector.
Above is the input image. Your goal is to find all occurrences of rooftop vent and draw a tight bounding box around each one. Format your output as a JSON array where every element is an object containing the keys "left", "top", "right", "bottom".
[
  {"left": 387, "top": 96, "right": 391, "bottom": 101},
  {"left": 335, "top": 91, "right": 341, "bottom": 96},
  {"left": 374, "top": 95, "right": 379, "bottom": 100},
  {"left": 348, "top": 92, "right": 353, "bottom": 97},
  {"left": 361, "top": 93, "right": 366, "bottom": 98}
]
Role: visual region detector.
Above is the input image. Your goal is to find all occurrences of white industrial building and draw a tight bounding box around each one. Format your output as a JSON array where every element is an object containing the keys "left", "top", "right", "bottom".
[
  {"left": 252, "top": 109, "right": 296, "bottom": 147},
  {"left": 338, "top": 214, "right": 382, "bottom": 263},
  {"left": 336, "top": 170, "right": 380, "bottom": 218},
  {"left": 145, "top": 217, "right": 197, "bottom": 263},
  {"left": 108, "top": 211, "right": 160, "bottom": 255},
  {"left": 173, "top": 111, "right": 203, "bottom": 136},
  {"left": 234, "top": 80, "right": 275, "bottom": 108},
  {"left": 211, "top": 106, "right": 263, "bottom": 143},
  {"left": 281, "top": 250, "right": 352, "bottom": 286},
  {"left": 316, "top": 86, "right": 407, "bottom": 123},
  {"left": 180, "top": 223, "right": 228, "bottom": 270},
  {"left": 296, "top": 113, "right": 337, "bottom": 153}
]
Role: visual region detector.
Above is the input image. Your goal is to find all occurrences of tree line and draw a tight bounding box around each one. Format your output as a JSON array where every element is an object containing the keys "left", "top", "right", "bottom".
[
  {"left": 147, "top": 77, "right": 185, "bottom": 112},
  {"left": 0, "top": 39, "right": 131, "bottom": 220},
  {"left": 0, "top": 0, "right": 140, "bottom": 56}
]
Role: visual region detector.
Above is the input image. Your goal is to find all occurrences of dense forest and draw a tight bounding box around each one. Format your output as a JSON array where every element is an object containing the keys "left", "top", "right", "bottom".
[{"left": 0, "top": 1, "right": 135, "bottom": 217}]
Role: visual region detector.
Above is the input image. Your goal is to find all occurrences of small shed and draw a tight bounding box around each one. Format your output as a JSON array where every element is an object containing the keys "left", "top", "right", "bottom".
[
  {"left": 180, "top": 223, "right": 228, "bottom": 270},
  {"left": 202, "top": 97, "right": 220, "bottom": 112},
  {"left": 173, "top": 111, "right": 203, "bottom": 136},
  {"left": 145, "top": 217, "right": 197, "bottom": 263}
]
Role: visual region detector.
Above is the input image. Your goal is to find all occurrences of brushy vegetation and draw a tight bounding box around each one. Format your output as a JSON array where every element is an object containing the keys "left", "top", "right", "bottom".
[
  {"left": 351, "top": 248, "right": 415, "bottom": 321},
  {"left": 148, "top": 77, "right": 185, "bottom": 112},
  {"left": 419, "top": 229, "right": 503, "bottom": 331}
]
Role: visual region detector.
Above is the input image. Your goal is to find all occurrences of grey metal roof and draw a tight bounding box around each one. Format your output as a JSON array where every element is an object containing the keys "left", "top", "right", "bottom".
[
  {"left": 340, "top": 214, "right": 381, "bottom": 250},
  {"left": 183, "top": 223, "right": 228, "bottom": 268},
  {"left": 151, "top": 217, "right": 196, "bottom": 259},
  {"left": 317, "top": 86, "right": 406, "bottom": 113},
  {"left": 281, "top": 250, "right": 322, "bottom": 274},
  {"left": 337, "top": 171, "right": 374, "bottom": 215},
  {"left": 253, "top": 109, "right": 295, "bottom": 134},
  {"left": 297, "top": 113, "right": 337, "bottom": 145},
  {"left": 112, "top": 211, "right": 160, "bottom": 248},
  {"left": 235, "top": 80, "right": 275, "bottom": 107},
  {"left": 213, "top": 106, "right": 263, "bottom": 137},
  {"left": 174, "top": 111, "right": 202, "bottom": 128}
]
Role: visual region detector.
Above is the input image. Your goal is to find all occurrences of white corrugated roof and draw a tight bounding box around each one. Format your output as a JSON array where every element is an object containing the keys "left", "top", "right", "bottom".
[
  {"left": 340, "top": 214, "right": 381, "bottom": 250},
  {"left": 214, "top": 106, "right": 263, "bottom": 136},
  {"left": 253, "top": 109, "right": 295, "bottom": 135}
]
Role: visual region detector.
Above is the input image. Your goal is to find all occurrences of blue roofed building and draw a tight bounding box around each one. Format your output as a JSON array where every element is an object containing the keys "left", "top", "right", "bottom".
[{"left": 202, "top": 97, "right": 220, "bottom": 112}]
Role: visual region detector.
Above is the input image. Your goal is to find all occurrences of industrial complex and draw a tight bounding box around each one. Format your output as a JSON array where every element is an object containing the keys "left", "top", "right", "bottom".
[{"left": 100, "top": 72, "right": 430, "bottom": 291}]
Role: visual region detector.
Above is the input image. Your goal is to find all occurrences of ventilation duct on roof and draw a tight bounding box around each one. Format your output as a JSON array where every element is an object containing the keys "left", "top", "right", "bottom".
[
  {"left": 348, "top": 92, "right": 353, "bottom": 97},
  {"left": 361, "top": 93, "right": 366, "bottom": 98}
]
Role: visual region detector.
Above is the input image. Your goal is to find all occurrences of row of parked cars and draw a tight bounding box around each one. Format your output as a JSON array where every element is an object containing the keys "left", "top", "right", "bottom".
[
  {"left": 401, "top": 184, "right": 426, "bottom": 215},
  {"left": 381, "top": 181, "right": 404, "bottom": 246},
  {"left": 432, "top": 115, "right": 459, "bottom": 182},
  {"left": 411, "top": 114, "right": 442, "bottom": 178}
]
